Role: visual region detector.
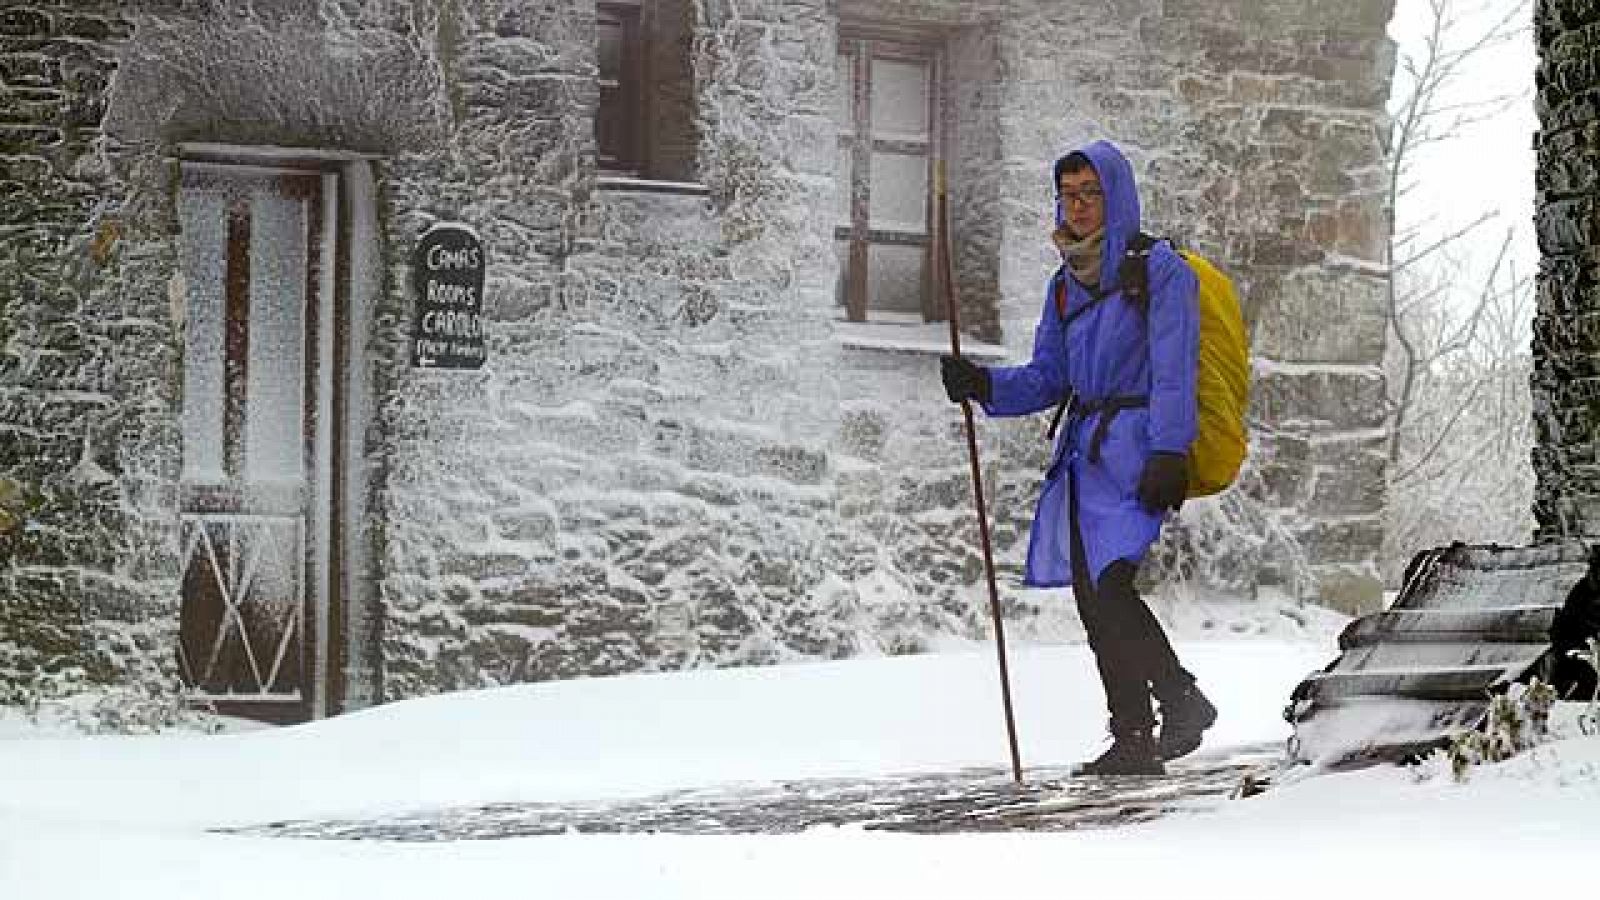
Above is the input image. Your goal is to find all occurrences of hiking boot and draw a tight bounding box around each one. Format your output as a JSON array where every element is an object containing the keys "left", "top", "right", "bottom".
[
  {"left": 1157, "top": 683, "right": 1218, "bottom": 762},
  {"left": 1072, "top": 728, "right": 1165, "bottom": 778}
]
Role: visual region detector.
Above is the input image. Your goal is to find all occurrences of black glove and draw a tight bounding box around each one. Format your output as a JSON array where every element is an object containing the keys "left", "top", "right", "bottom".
[
  {"left": 1137, "top": 452, "right": 1188, "bottom": 512},
  {"left": 940, "top": 355, "right": 991, "bottom": 405}
]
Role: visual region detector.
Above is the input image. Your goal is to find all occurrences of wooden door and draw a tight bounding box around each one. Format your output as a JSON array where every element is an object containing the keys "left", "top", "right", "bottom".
[{"left": 175, "top": 161, "right": 338, "bottom": 724}]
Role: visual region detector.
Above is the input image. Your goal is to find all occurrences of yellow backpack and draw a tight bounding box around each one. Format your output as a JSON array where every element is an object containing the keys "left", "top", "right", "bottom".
[
  {"left": 1171, "top": 248, "right": 1249, "bottom": 496},
  {"left": 1101, "top": 233, "right": 1250, "bottom": 498}
]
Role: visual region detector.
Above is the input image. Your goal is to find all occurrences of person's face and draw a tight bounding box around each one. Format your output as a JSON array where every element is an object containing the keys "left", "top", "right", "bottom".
[{"left": 1058, "top": 167, "right": 1105, "bottom": 240}]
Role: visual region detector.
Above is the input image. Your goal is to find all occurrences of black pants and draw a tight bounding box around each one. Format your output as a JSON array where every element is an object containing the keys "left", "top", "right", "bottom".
[{"left": 1069, "top": 477, "right": 1193, "bottom": 736}]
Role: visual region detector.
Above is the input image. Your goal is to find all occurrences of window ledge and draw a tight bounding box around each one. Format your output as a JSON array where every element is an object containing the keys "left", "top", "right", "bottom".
[
  {"left": 833, "top": 318, "right": 1008, "bottom": 361},
  {"left": 596, "top": 174, "right": 711, "bottom": 196}
]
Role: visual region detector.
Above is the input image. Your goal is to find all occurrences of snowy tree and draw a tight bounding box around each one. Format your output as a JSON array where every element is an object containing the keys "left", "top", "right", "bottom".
[{"left": 1381, "top": 0, "right": 1535, "bottom": 581}]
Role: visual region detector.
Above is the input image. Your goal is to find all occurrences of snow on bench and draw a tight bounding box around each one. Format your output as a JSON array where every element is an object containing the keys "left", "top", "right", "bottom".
[{"left": 1285, "top": 540, "right": 1590, "bottom": 767}]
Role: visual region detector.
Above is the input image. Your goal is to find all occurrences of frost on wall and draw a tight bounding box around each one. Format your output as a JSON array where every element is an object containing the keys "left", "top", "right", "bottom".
[
  {"left": 1, "top": 0, "right": 457, "bottom": 701},
  {"left": 0, "top": 2, "right": 188, "bottom": 697},
  {"left": 2, "top": 0, "right": 1400, "bottom": 707},
  {"left": 374, "top": 0, "right": 927, "bottom": 695},
  {"left": 112, "top": 0, "right": 450, "bottom": 152}
]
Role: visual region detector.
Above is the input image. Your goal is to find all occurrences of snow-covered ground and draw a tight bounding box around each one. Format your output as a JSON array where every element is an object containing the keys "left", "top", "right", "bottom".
[{"left": 2, "top": 603, "right": 1598, "bottom": 899}]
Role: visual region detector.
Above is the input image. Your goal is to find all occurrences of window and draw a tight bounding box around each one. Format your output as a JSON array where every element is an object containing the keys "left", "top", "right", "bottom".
[
  {"left": 835, "top": 34, "right": 942, "bottom": 323},
  {"left": 597, "top": 2, "right": 642, "bottom": 173},
  {"left": 595, "top": 0, "right": 699, "bottom": 183}
]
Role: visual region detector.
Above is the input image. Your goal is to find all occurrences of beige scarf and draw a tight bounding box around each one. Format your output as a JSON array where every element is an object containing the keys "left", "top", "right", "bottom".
[{"left": 1060, "top": 227, "right": 1106, "bottom": 289}]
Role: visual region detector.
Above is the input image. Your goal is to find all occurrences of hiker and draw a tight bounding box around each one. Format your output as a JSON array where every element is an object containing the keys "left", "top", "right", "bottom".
[{"left": 939, "top": 140, "right": 1217, "bottom": 777}]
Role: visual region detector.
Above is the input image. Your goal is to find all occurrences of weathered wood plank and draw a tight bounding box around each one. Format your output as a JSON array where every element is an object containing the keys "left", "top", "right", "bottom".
[
  {"left": 1290, "top": 696, "right": 1490, "bottom": 766},
  {"left": 1339, "top": 608, "right": 1556, "bottom": 649},
  {"left": 1331, "top": 640, "right": 1548, "bottom": 672},
  {"left": 1297, "top": 665, "right": 1517, "bottom": 704},
  {"left": 1287, "top": 540, "right": 1590, "bottom": 766}
]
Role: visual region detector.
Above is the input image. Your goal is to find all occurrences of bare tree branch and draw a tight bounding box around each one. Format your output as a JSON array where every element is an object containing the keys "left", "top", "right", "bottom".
[
  {"left": 1392, "top": 210, "right": 1497, "bottom": 274},
  {"left": 1392, "top": 373, "right": 1487, "bottom": 484},
  {"left": 1428, "top": 229, "right": 1512, "bottom": 362},
  {"left": 1383, "top": 0, "right": 1531, "bottom": 474}
]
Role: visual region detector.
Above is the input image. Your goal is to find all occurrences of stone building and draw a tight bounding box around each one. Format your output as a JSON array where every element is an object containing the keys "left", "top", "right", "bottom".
[
  {"left": 1534, "top": 0, "right": 1600, "bottom": 541},
  {"left": 0, "top": 0, "right": 1395, "bottom": 722}
]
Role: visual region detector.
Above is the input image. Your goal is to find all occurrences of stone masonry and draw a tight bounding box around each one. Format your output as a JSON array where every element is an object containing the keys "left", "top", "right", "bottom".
[
  {"left": 0, "top": 2, "right": 180, "bottom": 698},
  {"left": 1534, "top": 0, "right": 1600, "bottom": 540},
  {"left": 0, "top": 0, "right": 1396, "bottom": 712}
]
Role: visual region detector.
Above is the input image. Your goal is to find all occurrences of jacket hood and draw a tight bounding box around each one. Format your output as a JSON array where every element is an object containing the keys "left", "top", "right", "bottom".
[{"left": 1053, "top": 140, "right": 1141, "bottom": 292}]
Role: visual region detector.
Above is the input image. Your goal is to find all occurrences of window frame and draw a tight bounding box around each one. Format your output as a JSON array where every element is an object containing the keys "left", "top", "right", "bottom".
[{"left": 835, "top": 28, "right": 947, "bottom": 324}]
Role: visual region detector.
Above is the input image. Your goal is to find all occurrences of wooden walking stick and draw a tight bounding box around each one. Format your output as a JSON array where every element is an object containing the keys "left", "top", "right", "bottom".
[{"left": 934, "top": 161, "right": 1023, "bottom": 784}]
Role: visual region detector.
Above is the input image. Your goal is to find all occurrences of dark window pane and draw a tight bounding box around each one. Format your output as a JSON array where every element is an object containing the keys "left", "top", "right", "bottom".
[
  {"left": 598, "top": 16, "right": 624, "bottom": 81},
  {"left": 597, "top": 5, "right": 640, "bottom": 170}
]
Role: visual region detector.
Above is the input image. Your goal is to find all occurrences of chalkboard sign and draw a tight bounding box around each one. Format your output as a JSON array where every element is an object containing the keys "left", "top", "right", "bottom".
[{"left": 410, "top": 222, "right": 487, "bottom": 369}]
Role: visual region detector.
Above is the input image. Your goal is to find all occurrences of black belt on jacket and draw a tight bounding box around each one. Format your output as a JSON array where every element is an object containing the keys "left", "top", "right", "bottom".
[{"left": 1046, "top": 393, "right": 1149, "bottom": 464}]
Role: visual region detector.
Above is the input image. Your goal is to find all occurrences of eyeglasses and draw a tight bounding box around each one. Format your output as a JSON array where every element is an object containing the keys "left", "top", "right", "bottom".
[{"left": 1057, "top": 187, "right": 1104, "bottom": 206}]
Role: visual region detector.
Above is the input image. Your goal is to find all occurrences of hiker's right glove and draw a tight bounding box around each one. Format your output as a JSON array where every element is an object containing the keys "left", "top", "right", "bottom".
[
  {"left": 940, "top": 355, "right": 991, "bottom": 405},
  {"left": 1137, "top": 452, "right": 1188, "bottom": 513}
]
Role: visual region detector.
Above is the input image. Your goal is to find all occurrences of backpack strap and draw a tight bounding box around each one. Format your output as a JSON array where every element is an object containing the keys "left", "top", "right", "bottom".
[
  {"left": 1057, "top": 232, "right": 1167, "bottom": 319},
  {"left": 1043, "top": 232, "right": 1169, "bottom": 446},
  {"left": 1118, "top": 232, "right": 1160, "bottom": 314},
  {"left": 1052, "top": 270, "right": 1111, "bottom": 323}
]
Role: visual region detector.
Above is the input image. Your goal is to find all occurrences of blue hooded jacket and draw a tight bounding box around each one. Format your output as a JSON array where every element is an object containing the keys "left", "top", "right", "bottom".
[{"left": 982, "top": 140, "right": 1199, "bottom": 588}]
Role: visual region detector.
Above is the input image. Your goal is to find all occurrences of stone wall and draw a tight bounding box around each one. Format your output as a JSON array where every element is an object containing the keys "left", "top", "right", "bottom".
[
  {"left": 1, "top": 0, "right": 455, "bottom": 702},
  {"left": 0, "top": 0, "right": 1400, "bottom": 711},
  {"left": 0, "top": 2, "right": 180, "bottom": 694},
  {"left": 1533, "top": 0, "right": 1600, "bottom": 538},
  {"left": 376, "top": 0, "right": 854, "bottom": 695},
  {"left": 371, "top": 0, "right": 593, "bottom": 698},
  {"left": 1149, "top": 1, "right": 1394, "bottom": 614}
]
